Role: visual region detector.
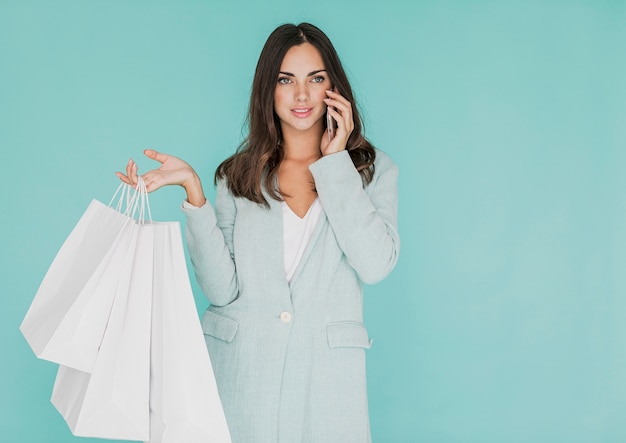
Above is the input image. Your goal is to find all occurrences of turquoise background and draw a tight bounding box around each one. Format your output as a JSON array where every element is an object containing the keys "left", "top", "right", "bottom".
[{"left": 1, "top": 1, "right": 625, "bottom": 442}]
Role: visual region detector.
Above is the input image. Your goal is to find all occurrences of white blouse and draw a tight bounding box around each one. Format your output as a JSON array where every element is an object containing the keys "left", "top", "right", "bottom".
[{"left": 282, "top": 198, "right": 322, "bottom": 282}]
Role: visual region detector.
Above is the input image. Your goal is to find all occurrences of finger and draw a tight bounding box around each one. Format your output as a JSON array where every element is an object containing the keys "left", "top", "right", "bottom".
[
  {"left": 325, "top": 95, "right": 353, "bottom": 120},
  {"left": 327, "top": 106, "right": 353, "bottom": 133},
  {"left": 141, "top": 173, "right": 163, "bottom": 194},
  {"left": 324, "top": 95, "right": 352, "bottom": 113},
  {"left": 143, "top": 176, "right": 154, "bottom": 193},
  {"left": 125, "top": 159, "right": 135, "bottom": 186},
  {"left": 131, "top": 163, "right": 139, "bottom": 186},
  {"left": 115, "top": 171, "right": 131, "bottom": 185},
  {"left": 324, "top": 100, "right": 353, "bottom": 125},
  {"left": 126, "top": 161, "right": 139, "bottom": 187},
  {"left": 325, "top": 89, "right": 351, "bottom": 107},
  {"left": 327, "top": 114, "right": 353, "bottom": 146},
  {"left": 144, "top": 148, "right": 169, "bottom": 164}
]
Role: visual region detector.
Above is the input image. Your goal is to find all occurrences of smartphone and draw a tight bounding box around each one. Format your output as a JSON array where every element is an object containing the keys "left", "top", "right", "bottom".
[{"left": 326, "top": 107, "right": 335, "bottom": 141}]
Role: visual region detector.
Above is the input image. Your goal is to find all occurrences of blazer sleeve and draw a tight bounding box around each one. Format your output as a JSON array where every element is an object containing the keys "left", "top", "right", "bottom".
[
  {"left": 309, "top": 149, "right": 400, "bottom": 284},
  {"left": 182, "top": 179, "right": 239, "bottom": 306}
]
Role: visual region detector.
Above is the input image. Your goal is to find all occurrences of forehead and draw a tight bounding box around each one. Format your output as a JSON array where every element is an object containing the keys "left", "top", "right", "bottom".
[{"left": 279, "top": 43, "right": 325, "bottom": 73}]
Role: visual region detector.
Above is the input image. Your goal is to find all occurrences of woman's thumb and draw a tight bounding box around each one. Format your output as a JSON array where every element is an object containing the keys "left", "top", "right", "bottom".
[{"left": 144, "top": 148, "right": 168, "bottom": 164}]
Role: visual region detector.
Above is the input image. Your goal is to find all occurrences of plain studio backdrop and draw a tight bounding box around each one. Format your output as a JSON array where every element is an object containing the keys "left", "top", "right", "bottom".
[{"left": 1, "top": 1, "right": 625, "bottom": 442}]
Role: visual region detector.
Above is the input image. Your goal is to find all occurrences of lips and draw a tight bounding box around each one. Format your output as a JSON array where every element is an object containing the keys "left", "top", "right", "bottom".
[{"left": 291, "top": 107, "right": 314, "bottom": 118}]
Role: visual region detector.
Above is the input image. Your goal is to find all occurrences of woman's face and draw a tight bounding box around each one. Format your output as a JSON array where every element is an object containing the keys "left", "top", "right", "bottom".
[{"left": 273, "top": 42, "right": 331, "bottom": 137}]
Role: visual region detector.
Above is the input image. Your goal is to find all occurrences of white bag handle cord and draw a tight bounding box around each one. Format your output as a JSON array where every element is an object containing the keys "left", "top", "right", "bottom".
[{"left": 108, "top": 178, "right": 153, "bottom": 224}]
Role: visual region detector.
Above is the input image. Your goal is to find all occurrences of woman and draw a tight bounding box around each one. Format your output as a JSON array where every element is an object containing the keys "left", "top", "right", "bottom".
[{"left": 117, "top": 22, "right": 399, "bottom": 443}]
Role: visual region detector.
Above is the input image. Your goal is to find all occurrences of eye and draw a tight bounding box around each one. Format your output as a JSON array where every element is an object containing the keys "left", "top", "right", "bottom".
[
  {"left": 311, "top": 75, "right": 326, "bottom": 83},
  {"left": 278, "top": 77, "right": 292, "bottom": 84}
]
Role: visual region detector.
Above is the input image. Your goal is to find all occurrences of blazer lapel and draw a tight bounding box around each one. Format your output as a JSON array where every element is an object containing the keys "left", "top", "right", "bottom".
[
  {"left": 287, "top": 209, "right": 328, "bottom": 289},
  {"left": 262, "top": 184, "right": 328, "bottom": 290},
  {"left": 264, "top": 189, "right": 291, "bottom": 288}
]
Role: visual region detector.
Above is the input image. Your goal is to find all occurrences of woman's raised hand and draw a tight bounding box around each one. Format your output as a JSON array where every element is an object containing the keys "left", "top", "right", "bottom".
[
  {"left": 115, "top": 149, "right": 206, "bottom": 207},
  {"left": 320, "top": 89, "right": 355, "bottom": 156}
]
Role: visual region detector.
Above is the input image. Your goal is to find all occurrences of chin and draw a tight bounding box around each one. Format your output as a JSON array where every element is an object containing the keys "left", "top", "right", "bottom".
[{"left": 284, "top": 117, "right": 324, "bottom": 133}]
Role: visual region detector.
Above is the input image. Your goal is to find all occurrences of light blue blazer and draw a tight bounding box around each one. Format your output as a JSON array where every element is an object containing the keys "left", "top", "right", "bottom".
[{"left": 183, "top": 149, "right": 399, "bottom": 443}]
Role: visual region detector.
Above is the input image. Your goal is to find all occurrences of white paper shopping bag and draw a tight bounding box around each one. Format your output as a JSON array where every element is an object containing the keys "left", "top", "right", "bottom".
[
  {"left": 20, "top": 199, "right": 132, "bottom": 371},
  {"left": 51, "top": 222, "right": 154, "bottom": 441},
  {"left": 21, "top": 183, "right": 146, "bottom": 372},
  {"left": 149, "top": 221, "right": 231, "bottom": 443}
]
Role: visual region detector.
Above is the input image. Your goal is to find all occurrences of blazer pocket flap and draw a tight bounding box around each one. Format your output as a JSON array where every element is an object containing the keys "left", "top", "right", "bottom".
[
  {"left": 327, "top": 321, "right": 372, "bottom": 349},
  {"left": 202, "top": 309, "right": 239, "bottom": 343}
]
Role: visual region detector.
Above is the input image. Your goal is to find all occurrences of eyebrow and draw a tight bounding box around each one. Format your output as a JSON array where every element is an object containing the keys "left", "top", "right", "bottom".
[{"left": 278, "top": 69, "right": 327, "bottom": 77}]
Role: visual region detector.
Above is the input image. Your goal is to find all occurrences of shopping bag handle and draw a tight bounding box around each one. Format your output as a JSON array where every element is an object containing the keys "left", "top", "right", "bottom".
[{"left": 108, "top": 178, "right": 152, "bottom": 224}]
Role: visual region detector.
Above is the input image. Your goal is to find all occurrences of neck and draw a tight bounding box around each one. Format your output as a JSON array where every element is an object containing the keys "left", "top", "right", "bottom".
[{"left": 280, "top": 123, "right": 323, "bottom": 161}]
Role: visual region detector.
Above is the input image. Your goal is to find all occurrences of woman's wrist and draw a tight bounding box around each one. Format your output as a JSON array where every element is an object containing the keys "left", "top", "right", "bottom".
[{"left": 183, "top": 172, "right": 207, "bottom": 207}]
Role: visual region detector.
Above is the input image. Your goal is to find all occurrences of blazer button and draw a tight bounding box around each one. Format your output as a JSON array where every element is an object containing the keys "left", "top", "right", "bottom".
[{"left": 280, "top": 311, "right": 292, "bottom": 323}]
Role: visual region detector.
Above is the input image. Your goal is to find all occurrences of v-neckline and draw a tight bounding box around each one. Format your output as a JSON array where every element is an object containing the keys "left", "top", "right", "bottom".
[{"left": 283, "top": 197, "right": 319, "bottom": 220}]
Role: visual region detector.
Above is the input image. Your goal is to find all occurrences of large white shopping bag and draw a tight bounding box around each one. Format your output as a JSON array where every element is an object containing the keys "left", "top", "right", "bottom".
[
  {"left": 20, "top": 183, "right": 143, "bottom": 372},
  {"left": 51, "top": 221, "right": 154, "bottom": 441},
  {"left": 149, "top": 221, "right": 231, "bottom": 443}
]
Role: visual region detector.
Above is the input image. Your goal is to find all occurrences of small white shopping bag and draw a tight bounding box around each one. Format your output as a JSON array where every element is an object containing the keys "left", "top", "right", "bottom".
[
  {"left": 51, "top": 221, "right": 154, "bottom": 441},
  {"left": 21, "top": 183, "right": 144, "bottom": 372},
  {"left": 149, "top": 221, "right": 231, "bottom": 443}
]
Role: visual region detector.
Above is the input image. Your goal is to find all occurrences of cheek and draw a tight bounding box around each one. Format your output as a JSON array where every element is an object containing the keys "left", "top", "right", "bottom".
[
  {"left": 274, "top": 89, "right": 291, "bottom": 111},
  {"left": 313, "top": 87, "right": 328, "bottom": 102}
]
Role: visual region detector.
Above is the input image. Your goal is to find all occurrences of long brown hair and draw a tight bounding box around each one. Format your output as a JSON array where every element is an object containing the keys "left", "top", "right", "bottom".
[{"left": 215, "top": 22, "right": 376, "bottom": 206}]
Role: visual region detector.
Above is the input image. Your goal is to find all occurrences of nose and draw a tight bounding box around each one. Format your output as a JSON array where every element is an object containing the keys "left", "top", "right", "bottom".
[{"left": 295, "top": 83, "right": 309, "bottom": 102}]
